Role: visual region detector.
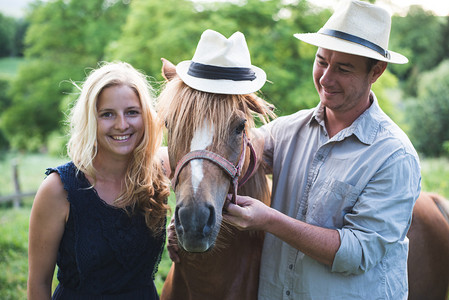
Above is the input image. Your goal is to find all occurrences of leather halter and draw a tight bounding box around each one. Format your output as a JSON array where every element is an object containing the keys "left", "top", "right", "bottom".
[{"left": 171, "top": 131, "right": 257, "bottom": 204}]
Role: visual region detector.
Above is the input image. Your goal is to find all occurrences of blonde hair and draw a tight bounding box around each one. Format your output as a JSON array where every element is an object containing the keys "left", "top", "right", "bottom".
[{"left": 67, "top": 61, "right": 169, "bottom": 233}]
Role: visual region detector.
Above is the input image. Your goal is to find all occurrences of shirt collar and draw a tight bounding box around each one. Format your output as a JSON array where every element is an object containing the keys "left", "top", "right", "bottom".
[{"left": 308, "top": 91, "right": 381, "bottom": 145}]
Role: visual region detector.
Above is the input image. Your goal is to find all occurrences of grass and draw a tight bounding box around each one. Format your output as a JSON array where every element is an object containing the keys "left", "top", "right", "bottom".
[
  {"left": 0, "top": 152, "right": 67, "bottom": 299},
  {"left": 0, "top": 152, "right": 448, "bottom": 299},
  {"left": 0, "top": 209, "right": 29, "bottom": 300}
]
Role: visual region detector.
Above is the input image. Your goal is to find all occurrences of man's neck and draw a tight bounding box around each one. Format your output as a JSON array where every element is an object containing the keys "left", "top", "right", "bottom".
[{"left": 324, "top": 95, "right": 373, "bottom": 138}]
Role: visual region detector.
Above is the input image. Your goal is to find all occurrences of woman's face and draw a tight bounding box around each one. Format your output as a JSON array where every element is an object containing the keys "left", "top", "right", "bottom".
[{"left": 95, "top": 84, "right": 144, "bottom": 161}]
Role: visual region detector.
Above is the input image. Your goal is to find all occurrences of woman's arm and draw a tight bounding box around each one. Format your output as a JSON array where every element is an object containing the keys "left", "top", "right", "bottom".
[{"left": 28, "top": 172, "right": 69, "bottom": 300}]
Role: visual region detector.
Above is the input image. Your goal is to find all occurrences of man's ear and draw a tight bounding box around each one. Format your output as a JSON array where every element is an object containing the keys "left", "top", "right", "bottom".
[
  {"left": 161, "top": 58, "right": 177, "bottom": 81},
  {"left": 370, "top": 61, "right": 388, "bottom": 84}
]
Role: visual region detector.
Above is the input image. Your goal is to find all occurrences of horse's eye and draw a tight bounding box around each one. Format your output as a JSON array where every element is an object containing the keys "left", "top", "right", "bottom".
[
  {"left": 235, "top": 120, "right": 246, "bottom": 134},
  {"left": 164, "top": 120, "right": 169, "bottom": 129}
]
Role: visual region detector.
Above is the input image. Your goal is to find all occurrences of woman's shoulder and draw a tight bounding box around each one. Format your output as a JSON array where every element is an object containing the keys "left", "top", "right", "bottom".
[
  {"left": 46, "top": 161, "right": 85, "bottom": 192},
  {"left": 33, "top": 169, "right": 70, "bottom": 222},
  {"left": 45, "top": 161, "right": 77, "bottom": 177},
  {"left": 39, "top": 171, "right": 67, "bottom": 199}
]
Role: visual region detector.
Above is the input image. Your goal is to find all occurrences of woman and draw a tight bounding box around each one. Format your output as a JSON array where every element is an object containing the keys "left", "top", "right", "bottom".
[{"left": 28, "top": 62, "right": 170, "bottom": 299}]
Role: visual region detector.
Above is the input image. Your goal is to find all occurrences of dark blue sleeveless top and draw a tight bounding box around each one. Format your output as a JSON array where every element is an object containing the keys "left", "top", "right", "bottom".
[{"left": 47, "top": 162, "right": 165, "bottom": 300}]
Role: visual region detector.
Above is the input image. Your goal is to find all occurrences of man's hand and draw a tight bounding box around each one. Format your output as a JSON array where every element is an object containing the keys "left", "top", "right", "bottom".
[
  {"left": 223, "top": 195, "right": 271, "bottom": 231},
  {"left": 226, "top": 195, "right": 340, "bottom": 267}
]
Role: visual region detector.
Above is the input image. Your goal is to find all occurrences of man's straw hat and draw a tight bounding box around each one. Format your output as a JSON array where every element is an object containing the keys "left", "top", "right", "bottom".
[{"left": 294, "top": 0, "right": 408, "bottom": 64}]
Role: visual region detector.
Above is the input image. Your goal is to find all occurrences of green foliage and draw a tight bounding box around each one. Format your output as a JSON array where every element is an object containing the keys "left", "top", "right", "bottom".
[
  {"left": 2, "top": 59, "right": 72, "bottom": 150},
  {"left": 106, "top": 0, "right": 201, "bottom": 79},
  {"left": 420, "top": 157, "right": 449, "bottom": 197},
  {"left": 0, "top": 13, "right": 28, "bottom": 58},
  {"left": 390, "top": 7, "right": 447, "bottom": 96},
  {"left": 213, "top": 0, "right": 328, "bottom": 115},
  {"left": 372, "top": 69, "right": 400, "bottom": 120},
  {"left": 0, "top": 0, "right": 448, "bottom": 157},
  {"left": 108, "top": 0, "right": 331, "bottom": 116},
  {"left": 0, "top": 78, "right": 11, "bottom": 150},
  {"left": 443, "top": 141, "right": 449, "bottom": 157},
  {"left": 0, "top": 57, "right": 20, "bottom": 151},
  {"left": 111, "top": 0, "right": 396, "bottom": 117},
  {"left": 2, "top": 0, "right": 129, "bottom": 151},
  {"left": 406, "top": 59, "right": 449, "bottom": 157},
  {"left": 0, "top": 13, "right": 16, "bottom": 57},
  {"left": 46, "top": 130, "right": 69, "bottom": 157},
  {"left": 0, "top": 78, "right": 12, "bottom": 118}
]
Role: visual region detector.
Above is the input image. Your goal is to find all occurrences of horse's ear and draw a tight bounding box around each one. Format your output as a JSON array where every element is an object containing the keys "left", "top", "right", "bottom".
[{"left": 161, "top": 58, "right": 177, "bottom": 81}]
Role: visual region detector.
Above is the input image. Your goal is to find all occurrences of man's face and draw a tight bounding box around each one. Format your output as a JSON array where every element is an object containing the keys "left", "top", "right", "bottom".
[{"left": 312, "top": 48, "right": 375, "bottom": 116}]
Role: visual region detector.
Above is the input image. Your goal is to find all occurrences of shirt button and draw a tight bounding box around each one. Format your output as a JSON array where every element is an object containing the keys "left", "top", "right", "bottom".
[
  {"left": 286, "top": 290, "right": 290, "bottom": 296},
  {"left": 289, "top": 264, "right": 293, "bottom": 270}
]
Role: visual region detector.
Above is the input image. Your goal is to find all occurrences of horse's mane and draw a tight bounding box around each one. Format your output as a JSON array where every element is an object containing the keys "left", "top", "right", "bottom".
[{"left": 157, "top": 77, "right": 275, "bottom": 154}]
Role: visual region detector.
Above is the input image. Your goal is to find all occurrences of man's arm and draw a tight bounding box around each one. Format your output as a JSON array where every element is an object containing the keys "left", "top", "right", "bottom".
[{"left": 223, "top": 195, "right": 340, "bottom": 266}]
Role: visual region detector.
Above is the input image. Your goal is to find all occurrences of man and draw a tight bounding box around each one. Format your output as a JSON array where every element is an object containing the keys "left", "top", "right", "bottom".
[{"left": 223, "top": 0, "right": 421, "bottom": 299}]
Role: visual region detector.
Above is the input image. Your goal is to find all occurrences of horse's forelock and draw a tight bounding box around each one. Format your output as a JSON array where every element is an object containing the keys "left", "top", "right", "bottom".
[{"left": 158, "top": 78, "right": 266, "bottom": 152}]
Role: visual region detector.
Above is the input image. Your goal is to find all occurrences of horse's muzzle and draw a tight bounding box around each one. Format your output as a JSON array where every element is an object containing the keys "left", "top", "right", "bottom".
[{"left": 175, "top": 202, "right": 217, "bottom": 252}]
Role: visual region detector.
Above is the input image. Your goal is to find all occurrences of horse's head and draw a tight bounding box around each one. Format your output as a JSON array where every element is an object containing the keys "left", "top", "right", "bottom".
[{"left": 158, "top": 58, "right": 273, "bottom": 252}]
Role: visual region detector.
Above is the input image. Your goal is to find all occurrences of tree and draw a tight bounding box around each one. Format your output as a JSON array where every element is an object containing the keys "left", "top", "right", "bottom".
[
  {"left": 0, "top": 77, "right": 11, "bottom": 150},
  {"left": 108, "top": 0, "right": 331, "bottom": 115},
  {"left": 0, "top": 13, "right": 29, "bottom": 58},
  {"left": 1, "top": 0, "right": 404, "bottom": 151},
  {"left": 12, "top": 18, "right": 28, "bottom": 57},
  {"left": 0, "top": 13, "right": 16, "bottom": 57},
  {"left": 406, "top": 59, "right": 449, "bottom": 157},
  {"left": 106, "top": 0, "right": 215, "bottom": 82},
  {"left": 1, "top": 0, "right": 130, "bottom": 151},
  {"left": 390, "top": 6, "right": 447, "bottom": 96}
]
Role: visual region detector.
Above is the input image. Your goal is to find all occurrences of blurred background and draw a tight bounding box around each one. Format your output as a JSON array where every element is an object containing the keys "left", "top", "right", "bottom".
[{"left": 0, "top": 0, "right": 448, "bottom": 298}]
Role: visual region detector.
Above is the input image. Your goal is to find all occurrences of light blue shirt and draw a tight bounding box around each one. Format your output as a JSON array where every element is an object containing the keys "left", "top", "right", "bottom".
[{"left": 258, "top": 92, "right": 421, "bottom": 299}]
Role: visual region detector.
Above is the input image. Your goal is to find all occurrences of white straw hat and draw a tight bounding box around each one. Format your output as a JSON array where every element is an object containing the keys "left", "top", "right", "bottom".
[
  {"left": 176, "top": 29, "right": 267, "bottom": 94},
  {"left": 294, "top": 0, "right": 408, "bottom": 64}
]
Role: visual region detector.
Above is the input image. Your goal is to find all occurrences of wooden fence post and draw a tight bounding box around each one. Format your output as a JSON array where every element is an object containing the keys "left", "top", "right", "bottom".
[{"left": 12, "top": 159, "right": 22, "bottom": 208}]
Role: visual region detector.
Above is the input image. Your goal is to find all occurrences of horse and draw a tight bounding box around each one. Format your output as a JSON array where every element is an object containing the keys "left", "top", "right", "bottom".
[
  {"left": 158, "top": 58, "right": 449, "bottom": 300},
  {"left": 407, "top": 192, "right": 449, "bottom": 300},
  {"left": 157, "top": 58, "right": 274, "bottom": 300}
]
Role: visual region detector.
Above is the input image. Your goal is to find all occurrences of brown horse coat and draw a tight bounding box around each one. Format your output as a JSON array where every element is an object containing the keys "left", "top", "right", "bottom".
[{"left": 408, "top": 192, "right": 449, "bottom": 300}]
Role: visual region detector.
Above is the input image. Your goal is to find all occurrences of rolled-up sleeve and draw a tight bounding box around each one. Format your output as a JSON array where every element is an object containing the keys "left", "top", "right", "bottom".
[{"left": 332, "top": 150, "right": 421, "bottom": 275}]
